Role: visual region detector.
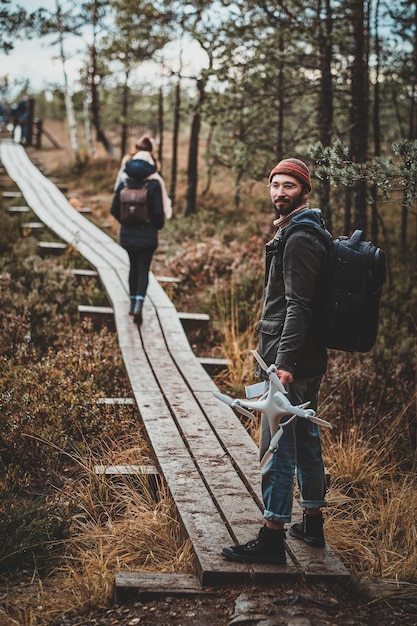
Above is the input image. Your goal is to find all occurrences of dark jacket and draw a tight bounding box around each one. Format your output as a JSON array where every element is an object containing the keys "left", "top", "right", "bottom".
[
  {"left": 256, "top": 208, "right": 328, "bottom": 379},
  {"left": 110, "top": 159, "right": 164, "bottom": 248}
]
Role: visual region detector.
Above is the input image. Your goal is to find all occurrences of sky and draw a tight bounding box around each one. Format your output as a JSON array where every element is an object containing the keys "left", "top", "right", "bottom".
[
  {"left": 2, "top": 0, "right": 207, "bottom": 102},
  {"left": 2, "top": 0, "right": 84, "bottom": 98}
]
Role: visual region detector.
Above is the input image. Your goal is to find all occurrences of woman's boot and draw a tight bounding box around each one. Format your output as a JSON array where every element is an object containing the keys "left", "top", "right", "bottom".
[{"left": 133, "top": 297, "right": 144, "bottom": 325}]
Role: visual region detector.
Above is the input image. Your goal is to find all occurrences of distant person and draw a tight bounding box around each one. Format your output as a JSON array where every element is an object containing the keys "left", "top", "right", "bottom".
[
  {"left": 222, "top": 158, "right": 329, "bottom": 565},
  {"left": 115, "top": 135, "right": 172, "bottom": 220},
  {"left": 15, "top": 95, "right": 30, "bottom": 144},
  {"left": 0, "top": 99, "right": 9, "bottom": 130},
  {"left": 110, "top": 143, "right": 165, "bottom": 325}
]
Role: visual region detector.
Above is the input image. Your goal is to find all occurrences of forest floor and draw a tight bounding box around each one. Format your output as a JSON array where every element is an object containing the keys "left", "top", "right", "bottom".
[
  {"left": 3, "top": 123, "right": 417, "bottom": 626},
  {"left": 48, "top": 581, "right": 417, "bottom": 626}
]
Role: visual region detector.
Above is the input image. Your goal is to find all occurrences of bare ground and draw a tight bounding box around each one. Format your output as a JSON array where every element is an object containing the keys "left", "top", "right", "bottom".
[{"left": 48, "top": 580, "right": 417, "bottom": 626}]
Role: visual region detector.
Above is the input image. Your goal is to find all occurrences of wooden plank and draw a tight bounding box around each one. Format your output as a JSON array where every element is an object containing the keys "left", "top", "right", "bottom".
[
  {"left": 7, "top": 205, "right": 30, "bottom": 214},
  {"left": 197, "top": 356, "right": 231, "bottom": 373},
  {"left": 38, "top": 241, "right": 67, "bottom": 256},
  {"left": 95, "top": 397, "right": 134, "bottom": 405},
  {"left": 178, "top": 311, "right": 210, "bottom": 333},
  {"left": 50, "top": 179, "right": 69, "bottom": 193},
  {"left": 94, "top": 465, "right": 158, "bottom": 476},
  {"left": 94, "top": 464, "right": 162, "bottom": 499},
  {"left": 71, "top": 268, "right": 99, "bottom": 279},
  {"left": 114, "top": 573, "right": 206, "bottom": 602},
  {"left": 78, "top": 304, "right": 114, "bottom": 315},
  {"left": 21, "top": 222, "right": 44, "bottom": 233},
  {"left": 22, "top": 221, "right": 44, "bottom": 228},
  {"left": 2, "top": 190, "right": 22, "bottom": 199},
  {"left": 156, "top": 275, "right": 181, "bottom": 284},
  {"left": 155, "top": 308, "right": 219, "bottom": 394},
  {"left": 78, "top": 305, "right": 115, "bottom": 330}
]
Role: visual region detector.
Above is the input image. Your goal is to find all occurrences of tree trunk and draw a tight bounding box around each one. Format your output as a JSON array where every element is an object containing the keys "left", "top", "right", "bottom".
[
  {"left": 83, "top": 94, "right": 95, "bottom": 157},
  {"left": 317, "top": 0, "right": 333, "bottom": 229},
  {"left": 89, "top": 43, "right": 114, "bottom": 156},
  {"left": 408, "top": 0, "right": 417, "bottom": 141},
  {"left": 169, "top": 77, "right": 181, "bottom": 208},
  {"left": 89, "top": 0, "right": 114, "bottom": 157},
  {"left": 185, "top": 79, "right": 205, "bottom": 216},
  {"left": 371, "top": 0, "right": 381, "bottom": 243},
  {"left": 344, "top": 186, "right": 352, "bottom": 234},
  {"left": 158, "top": 87, "right": 164, "bottom": 173},
  {"left": 56, "top": 0, "right": 79, "bottom": 159},
  {"left": 402, "top": 1, "right": 417, "bottom": 249},
  {"left": 120, "top": 71, "right": 130, "bottom": 159},
  {"left": 202, "top": 123, "right": 215, "bottom": 195},
  {"left": 275, "top": 28, "right": 285, "bottom": 161},
  {"left": 185, "top": 112, "right": 201, "bottom": 216},
  {"left": 349, "top": 0, "right": 369, "bottom": 233},
  {"left": 234, "top": 168, "right": 244, "bottom": 210}
]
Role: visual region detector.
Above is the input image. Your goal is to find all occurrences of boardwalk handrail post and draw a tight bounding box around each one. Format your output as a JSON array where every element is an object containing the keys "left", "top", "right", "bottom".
[{"left": 34, "top": 118, "right": 42, "bottom": 149}]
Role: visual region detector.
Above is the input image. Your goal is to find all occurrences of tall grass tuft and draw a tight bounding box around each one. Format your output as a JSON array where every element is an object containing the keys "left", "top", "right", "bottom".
[
  {"left": 213, "top": 279, "right": 261, "bottom": 396},
  {"left": 321, "top": 399, "right": 417, "bottom": 581}
]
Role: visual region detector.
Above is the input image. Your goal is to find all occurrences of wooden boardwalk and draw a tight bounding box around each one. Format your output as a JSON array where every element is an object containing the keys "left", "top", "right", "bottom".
[{"left": 0, "top": 140, "right": 349, "bottom": 589}]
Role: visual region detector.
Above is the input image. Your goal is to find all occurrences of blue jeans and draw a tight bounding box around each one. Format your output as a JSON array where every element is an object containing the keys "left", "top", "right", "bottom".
[{"left": 260, "top": 376, "right": 327, "bottom": 524}]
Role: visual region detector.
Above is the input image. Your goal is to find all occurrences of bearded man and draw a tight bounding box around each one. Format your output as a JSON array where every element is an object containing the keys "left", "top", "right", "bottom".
[{"left": 222, "top": 159, "right": 329, "bottom": 565}]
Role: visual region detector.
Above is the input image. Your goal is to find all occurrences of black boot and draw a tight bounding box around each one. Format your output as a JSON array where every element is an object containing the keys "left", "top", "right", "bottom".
[
  {"left": 289, "top": 511, "right": 325, "bottom": 547},
  {"left": 133, "top": 299, "right": 143, "bottom": 325},
  {"left": 129, "top": 298, "right": 135, "bottom": 316},
  {"left": 221, "top": 525, "right": 286, "bottom": 564}
]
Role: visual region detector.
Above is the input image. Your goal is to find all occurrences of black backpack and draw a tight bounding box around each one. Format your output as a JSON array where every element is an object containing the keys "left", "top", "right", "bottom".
[
  {"left": 282, "top": 225, "right": 386, "bottom": 353},
  {"left": 119, "top": 182, "right": 150, "bottom": 226}
]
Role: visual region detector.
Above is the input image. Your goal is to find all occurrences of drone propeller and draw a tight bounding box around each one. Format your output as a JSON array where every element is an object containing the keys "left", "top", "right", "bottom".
[
  {"left": 250, "top": 349, "right": 269, "bottom": 371},
  {"left": 232, "top": 400, "right": 257, "bottom": 420},
  {"left": 259, "top": 415, "right": 296, "bottom": 472},
  {"left": 305, "top": 414, "right": 332, "bottom": 428},
  {"left": 212, "top": 391, "right": 234, "bottom": 406},
  {"left": 212, "top": 391, "right": 256, "bottom": 420},
  {"left": 250, "top": 350, "right": 287, "bottom": 394}
]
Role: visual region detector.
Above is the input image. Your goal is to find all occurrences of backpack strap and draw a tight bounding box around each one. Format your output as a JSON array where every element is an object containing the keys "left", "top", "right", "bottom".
[{"left": 281, "top": 220, "right": 332, "bottom": 251}]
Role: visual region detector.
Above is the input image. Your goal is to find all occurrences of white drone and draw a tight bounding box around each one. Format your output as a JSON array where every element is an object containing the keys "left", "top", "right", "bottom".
[{"left": 213, "top": 350, "right": 332, "bottom": 472}]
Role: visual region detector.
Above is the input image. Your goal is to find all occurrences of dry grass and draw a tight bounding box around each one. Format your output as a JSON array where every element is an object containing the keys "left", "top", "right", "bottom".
[
  {"left": 322, "top": 403, "right": 417, "bottom": 581},
  {"left": 213, "top": 280, "right": 262, "bottom": 393},
  {"left": 0, "top": 439, "right": 194, "bottom": 625}
]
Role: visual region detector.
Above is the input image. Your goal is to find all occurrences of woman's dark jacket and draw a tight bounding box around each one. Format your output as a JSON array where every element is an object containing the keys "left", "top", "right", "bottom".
[
  {"left": 110, "top": 159, "right": 164, "bottom": 248},
  {"left": 256, "top": 208, "right": 328, "bottom": 379}
]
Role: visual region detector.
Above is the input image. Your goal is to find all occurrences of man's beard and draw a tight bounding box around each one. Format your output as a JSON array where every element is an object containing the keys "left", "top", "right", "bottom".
[{"left": 274, "top": 190, "right": 305, "bottom": 217}]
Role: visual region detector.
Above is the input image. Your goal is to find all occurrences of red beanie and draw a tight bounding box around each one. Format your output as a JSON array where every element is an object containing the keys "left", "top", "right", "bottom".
[{"left": 268, "top": 158, "right": 312, "bottom": 191}]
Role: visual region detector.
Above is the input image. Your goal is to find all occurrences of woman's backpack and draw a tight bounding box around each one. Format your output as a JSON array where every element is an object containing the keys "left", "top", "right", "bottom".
[{"left": 119, "top": 182, "right": 149, "bottom": 225}]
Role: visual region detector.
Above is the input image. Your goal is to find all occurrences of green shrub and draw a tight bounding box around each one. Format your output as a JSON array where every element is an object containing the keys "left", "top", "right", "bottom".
[{"left": 0, "top": 495, "right": 69, "bottom": 574}]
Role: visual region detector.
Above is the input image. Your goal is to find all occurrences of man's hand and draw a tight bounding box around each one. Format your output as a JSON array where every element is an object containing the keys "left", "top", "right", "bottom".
[{"left": 276, "top": 369, "right": 293, "bottom": 386}]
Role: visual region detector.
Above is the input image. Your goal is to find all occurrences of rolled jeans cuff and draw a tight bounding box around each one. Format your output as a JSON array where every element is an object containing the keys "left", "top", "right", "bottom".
[
  {"left": 300, "top": 498, "right": 327, "bottom": 509},
  {"left": 263, "top": 510, "right": 292, "bottom": 525}
]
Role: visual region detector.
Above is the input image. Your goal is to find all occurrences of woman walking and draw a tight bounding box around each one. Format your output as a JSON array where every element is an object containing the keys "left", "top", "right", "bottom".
[{"left": 111, "top": 149, "right": 165, "bottom": 325}]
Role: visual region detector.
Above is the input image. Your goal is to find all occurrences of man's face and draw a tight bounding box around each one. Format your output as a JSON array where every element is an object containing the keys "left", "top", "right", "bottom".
[{"left": 269, "top": 174, "right": 308, "bottom": 216}]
